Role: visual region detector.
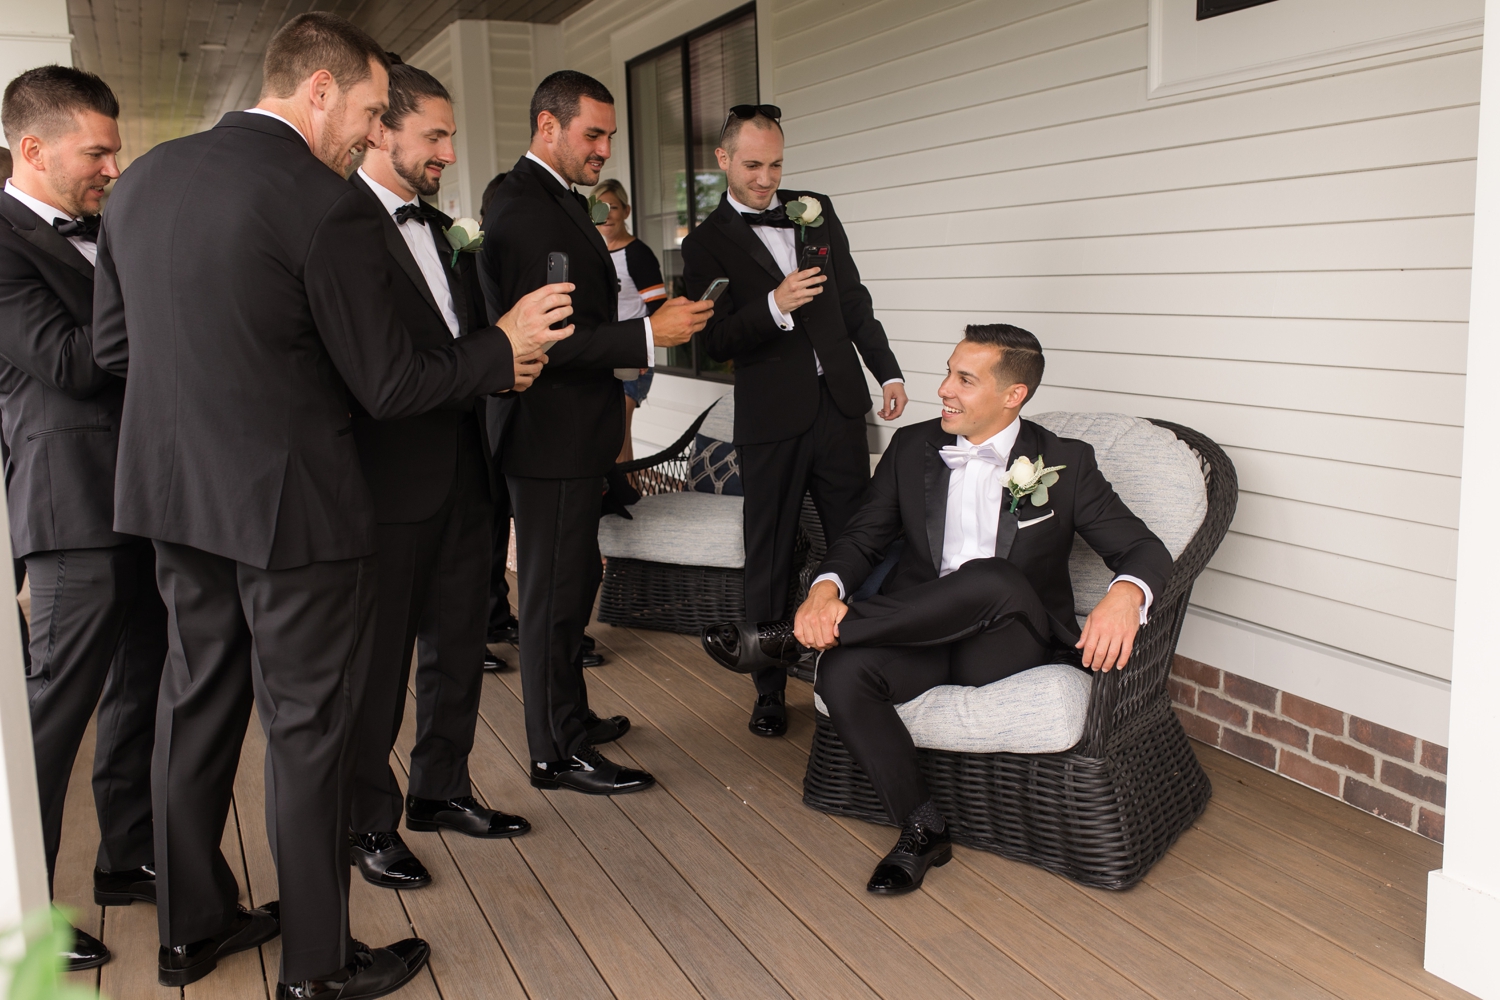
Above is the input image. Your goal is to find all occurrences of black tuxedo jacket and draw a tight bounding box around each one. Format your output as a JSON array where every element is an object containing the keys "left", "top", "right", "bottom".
[
  {"left": 93, "top": 112, "right": 517, "bottom": 570},
  {"left": 681, "top": 191, "right": 902, "bottom": 445},
  {"left": 818, "top": 417, "right": 1173, "bottom": 640},
  {"left": 347, "top": 172, "right": 495, "bottom": 524},
  {"left": 478, "top": 155, "right": 650, "bottom": 479},
  {"left": 0, "top": 192, "right": 131, "bottom": 557}
]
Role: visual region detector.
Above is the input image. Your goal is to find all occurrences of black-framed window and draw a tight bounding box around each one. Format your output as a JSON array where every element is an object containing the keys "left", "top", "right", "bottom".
[
  {"left": 1198, "top": 0, "right": 1278, "bottom": 19},
  {"left": 627, "top": 4, "right": 757, "bottom": 381}
]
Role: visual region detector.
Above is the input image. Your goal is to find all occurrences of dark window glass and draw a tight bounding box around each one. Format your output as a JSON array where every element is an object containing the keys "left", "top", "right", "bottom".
[{"left": 628, "top": 5, "right": 757, "bottom": 381}]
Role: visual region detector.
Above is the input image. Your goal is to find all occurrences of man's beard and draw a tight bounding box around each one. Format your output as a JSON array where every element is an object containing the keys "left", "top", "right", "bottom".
[
  {"left": 395, "top": 149, "right": 443, "bottom": 197},
  {"left": 315, "top": 99, "right": 364, "bottom": 176},
  {"left": 555, "top": 140, "right": 604, "bottom": 187}
]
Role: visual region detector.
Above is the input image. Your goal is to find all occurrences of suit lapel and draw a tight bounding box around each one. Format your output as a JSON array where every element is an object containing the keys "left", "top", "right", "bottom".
[
  {"left": 0, "top": 193, "right": 93, "bottom": 280},
  {"left": 426, "top": 216, "right": 473, "bottom": 335},
  {"left": 711, "top": 196, "right": 788, "bottom": 283},
  {"left": 352, "top": 175, "right": 444, "bottom": 321},
  {"left": 923, "top": 432, "right": 955, "bottom": 574},
  {"left": 995, "top": 420, "right": 1038, "bottom": 560},
  {"left": 525, "top": 159, "right": 612, "bottom": 268}
]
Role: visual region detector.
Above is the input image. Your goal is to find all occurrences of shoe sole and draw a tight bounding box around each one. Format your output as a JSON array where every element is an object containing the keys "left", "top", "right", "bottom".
[
  {"left": 529, "top": 776, "right": 657, "bottom": 795},
  {"left": 159, "top": 912, "right": 282, "bottom": 987},
  {"left": 94, "top": 889, "right": 154, "bottom": 906},
  {"left": 67, "top": 953, "right": 111, "bottom": 973},
  {"left": 404, "top": 818, "right": 530, "bottom": 840},
  {"left": 865, "top": 846, "right": 953, "bottom": 896}
]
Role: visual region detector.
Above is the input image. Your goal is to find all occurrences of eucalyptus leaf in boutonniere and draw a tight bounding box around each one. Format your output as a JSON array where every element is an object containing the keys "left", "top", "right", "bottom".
[
  {"left": 1004, "top": 454, "right": 1066, "bottom": 512},
  {"left": 587, "top": 193, "right": 611, "bottom": 225},
  {"left": 784, "top": 195, "right": 825, "bottom": 240},
  {"left": 443, "top": 217, "right": 484, "bottom": 267}
]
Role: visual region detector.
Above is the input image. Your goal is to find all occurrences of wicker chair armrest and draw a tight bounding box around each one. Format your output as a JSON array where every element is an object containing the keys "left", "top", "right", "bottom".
[{"left": 612, "top": 403, "right": 717, "bottom": 476}]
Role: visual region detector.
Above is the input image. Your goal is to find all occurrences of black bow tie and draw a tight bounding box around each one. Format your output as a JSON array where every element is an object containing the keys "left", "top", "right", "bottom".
[
  {"left": 54, "top": 216, "right": 100, "bottom": 242},
  {"left": 739, "top": 206, "right": 795, "bottom": 229},
  {"left": 393, "top": 202, "right": 442, "bottom": 227}
]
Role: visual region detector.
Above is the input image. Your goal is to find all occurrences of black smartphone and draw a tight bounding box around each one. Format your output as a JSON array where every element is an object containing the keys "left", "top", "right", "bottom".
[
  {"left": 699, "top": 278, "right": 729, "bottom": 302},
  {"left": 799, "top": 243, "right": 830, "bottom": 273},
  {"left": 546, "top": 251, "right": 569, "bottom": 286}
]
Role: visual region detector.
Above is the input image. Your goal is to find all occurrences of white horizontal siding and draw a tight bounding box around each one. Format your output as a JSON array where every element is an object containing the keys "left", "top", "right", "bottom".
[{"left": 489, "top": 23, "right": 535, "bottom": 170}]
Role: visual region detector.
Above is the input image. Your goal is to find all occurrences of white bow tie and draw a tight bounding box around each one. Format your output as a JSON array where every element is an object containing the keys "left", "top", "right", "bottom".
[{"left": 939, "top": 442, "right": 1007, "bottom": 470}]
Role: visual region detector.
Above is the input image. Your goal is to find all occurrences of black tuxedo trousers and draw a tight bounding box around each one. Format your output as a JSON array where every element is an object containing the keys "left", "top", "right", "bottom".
[
  {"left": 151, "top": 542, "right": 375, "bottom": 982},
  {"left": 814, "top": 558, "right": 1057, "bottom": 823},
  {"left": 740, "top": 378, "right": 870, "bottom": 697},
  {"left": 352, "top": 417, "right": 492, "bottom": 832},
  {"left": 26, "top": 540, "right": 165, "bottom": 884}
]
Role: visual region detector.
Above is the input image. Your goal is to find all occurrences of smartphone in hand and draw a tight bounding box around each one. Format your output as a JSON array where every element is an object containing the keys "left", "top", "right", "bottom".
[
  {"left": 798, "top": 244, "right": 829, "bottom": 273},
  {"left": 699, "top": 278, "right": 729, "bottom": 302},
  {"left": 546, "top": 252, "right": 569, "bottom": 330}
]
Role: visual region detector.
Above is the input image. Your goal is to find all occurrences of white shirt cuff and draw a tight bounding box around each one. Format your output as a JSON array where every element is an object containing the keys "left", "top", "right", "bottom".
[
  {"left": 812, "top": 572, "right": 845, "bottom": 600},
  {"left": 643, "top": 318, "right": 656, "bottom": 367},
  {"left": 881, "top": 378, "right": 904, "bottom": 387},
  {"left": 1110, "top": 575, "right": 1153, "bottom": 625},
  {"left": 767, "top": 291, "right": 794, "bottom": 330}
]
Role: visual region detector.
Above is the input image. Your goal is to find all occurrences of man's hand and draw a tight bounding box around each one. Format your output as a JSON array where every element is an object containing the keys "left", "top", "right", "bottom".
[
  {"left": 774, "top": 267, "right": 826, "bottom": 315},
  {"left": 794, "top": 580, "right": 848, "bottom": 651},
  {"left": 511, "top": 354, "right": 546, "bottom": 392},
  {"left": 1076, "top": 580, "right": 1144, "bottom": 672},
  {"left": 496, "top": 282, "right": 574, "bottom": 361},
  {"left": 651, "top": 297, "right": 715, "bottom": 348},
  {"left": 877, "top": 381, "right": 908, "bottom": 421}
]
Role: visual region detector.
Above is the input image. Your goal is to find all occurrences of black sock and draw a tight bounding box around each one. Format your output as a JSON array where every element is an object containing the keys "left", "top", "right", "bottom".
[{"left": 907, "top": 799, "right": 945, "bottom": 832}]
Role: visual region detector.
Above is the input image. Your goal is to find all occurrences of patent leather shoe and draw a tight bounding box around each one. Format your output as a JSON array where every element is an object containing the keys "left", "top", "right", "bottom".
[
  {"left": 94, "top": 864, "right": 156, "bottom": 905},
  {"left": 483, "top": 646, "right": 508, "bottom": 671},
  {"left": 159, "top": 901, "right": 280, "bottom": 986},
  {"left": 584, "top": 709, "right": 630, "bottom": 744},
  {"left": 866, "top": 820, "right": 952, "bottom": 895},
  {"left": 276, "top": 938, "right": 429, "bottom": 999},
  {"left": 351, "top": 832, "right": 431, "bottom": 889},
  {"left": 702, "top": 619, "right": 805, "bottom": 673},
  {"left": 64, "top": 924, "right": 110, "bottom": 972},
  {"left": 749, "top": 691, "right": 788, "bottom": 737},
  {"left": 405, "top": 795, "right": 530, "bottom": 839},
  {"left": 530, "top": 745, "right": 655, "bottom": 795}
]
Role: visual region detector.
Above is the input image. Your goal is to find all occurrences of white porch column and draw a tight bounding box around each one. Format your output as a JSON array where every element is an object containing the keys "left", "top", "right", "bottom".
[
  {"left": 0, "top": 0, "right": 69, "bottom": 957},
  {"left": 1426, "top": 1, "right": 1500, "bottom": 996}
]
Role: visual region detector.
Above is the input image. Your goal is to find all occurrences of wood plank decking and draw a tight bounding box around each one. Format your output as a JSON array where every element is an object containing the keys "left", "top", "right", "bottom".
[{"left": 55, "top": 617, "right": 1469, "bottom": 1000}]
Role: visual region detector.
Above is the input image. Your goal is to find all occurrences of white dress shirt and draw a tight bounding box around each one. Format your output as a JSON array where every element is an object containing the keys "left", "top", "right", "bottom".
[
  {"left": 525, "top": 151, "right": 654, "bottom": 367},
  {"left": 5, "top": 180, "right": 98, "bottom": 265},
  {"left": 815, "top": 419, "right": 1153, "bottom": 624},
  {"left": 727, "top": 190, "right": 901, "bottom": 387},
  {"left": 358, "top": 168, "right": 461, "bottom": 338}
]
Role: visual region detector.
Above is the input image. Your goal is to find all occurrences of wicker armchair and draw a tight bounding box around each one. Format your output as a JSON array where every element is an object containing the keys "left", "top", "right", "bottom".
[
  {"left": 596, "top": 402, "right": 809, "bottom": 633},
  {"left": 802, "top": 419, "right": 1236, "bottom": 890}
]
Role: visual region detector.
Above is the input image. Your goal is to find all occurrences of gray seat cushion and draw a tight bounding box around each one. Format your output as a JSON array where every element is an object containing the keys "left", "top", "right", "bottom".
[
  {"left": 598, "top": 491, "right": 745, "bottom": 569},
  {"left": 814, "top": 663, "right": 1092, "bottom": 754}
]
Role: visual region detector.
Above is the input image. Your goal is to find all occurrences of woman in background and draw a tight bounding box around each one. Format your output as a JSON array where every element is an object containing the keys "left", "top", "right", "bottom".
[{"left": 593, "top": 178, "right": 665, "bottom": 462}]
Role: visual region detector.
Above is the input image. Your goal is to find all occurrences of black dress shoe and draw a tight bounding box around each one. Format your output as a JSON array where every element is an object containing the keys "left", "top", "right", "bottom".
[
  {"left": 405, "top": 795, "right": 530, "bottom": 839},
  {"left": 488, "top": 616, "right": 520, "bottom": 647},
  {"left": 64, "top": 924, "right": 110, "bottom": 972},
  {"left": 702, "top": 620, "right": 805, "bottom": 673},
  {"left": 581, "top": 633, "right": 596, "bottom": 651},
  {"left": 749, "top": 691, "right": 788, "bottom": 738},
  {"left": 350, "top": 832, "right": 431, "bottom": 889},
  {"left": 581, "top": 650, "right": 605, "bottom": 668},
  {"left": 277, "top": 938, "right": 430, "bottom": 999},
  {"left": 159, "top": 901, "right": 280, "bottom": 987},
  {"left": 483, "top": 647, "right": 508, "bottom": 671},
  {"left": 94, "top": 864, "right": 156, "bottom": 905},
  {"left": 867, "top": 820, "right": 952, "bottom": 895},
  {"left": 584, "top": 709, "right": 630, "bottom": 744},
  {"left": 530, "top": 745, "right": 655, "bottom": 795}
]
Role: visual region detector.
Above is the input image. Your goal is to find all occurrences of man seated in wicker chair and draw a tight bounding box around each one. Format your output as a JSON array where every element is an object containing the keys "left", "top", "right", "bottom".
[{"left": 702, "top": 325, "right": 1172, "bottom": 894}]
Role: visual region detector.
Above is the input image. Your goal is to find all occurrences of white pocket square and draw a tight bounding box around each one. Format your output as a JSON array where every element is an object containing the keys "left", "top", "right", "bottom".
[{"left": 1016, "top": 511, "right": 1055, "bottom": 529}]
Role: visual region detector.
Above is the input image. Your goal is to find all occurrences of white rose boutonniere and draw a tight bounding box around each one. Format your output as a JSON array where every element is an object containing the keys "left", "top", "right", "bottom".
[
  {"left": 443, "top": 217, "right": 484, "bottom": 267},
  {"left": 1004, "top": 454, "right": 1066, "bottom": 512},
  {"left": 784, "top": 195, "right": 825, "bottom": 240}
]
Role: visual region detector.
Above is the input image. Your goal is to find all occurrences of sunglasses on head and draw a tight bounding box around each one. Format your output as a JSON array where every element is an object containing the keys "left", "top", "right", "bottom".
[{"left": 720, "top": 104, "right": 782, "bottom": 138}]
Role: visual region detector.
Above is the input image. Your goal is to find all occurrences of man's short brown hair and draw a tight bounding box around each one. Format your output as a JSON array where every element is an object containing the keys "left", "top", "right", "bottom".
[
  {"left": 381, "top": 59, "right": 450, "bottom": 130},
  {"left": 963, "top": 324, "right": 1045, "bottom": 407},
  {"left": 2, "top": 66, "right": 118, "bottom": 148},
  {"left": 529, "top": 70, "right": 613, "bottom": 137},
  {"left": 261, "top": 12, "right": 389, "bottom": 100}
]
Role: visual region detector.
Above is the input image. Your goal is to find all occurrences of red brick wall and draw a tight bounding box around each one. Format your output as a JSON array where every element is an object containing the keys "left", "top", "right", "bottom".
[{"left": 1170, "top": 655, "right": 1447, "bottom": 842}]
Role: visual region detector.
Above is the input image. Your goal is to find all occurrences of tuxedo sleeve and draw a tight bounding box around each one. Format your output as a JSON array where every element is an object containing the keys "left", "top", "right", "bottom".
[
  {"left": 686, "top": 237, "right": 783, "bottom": 362},
  {"left": 1069, "top": 441, "right": 1173, "bottom": 602},
  {"left": 0, "top": 243, "right": 116, "bottom": 398},
  {"left": 814, "top": 436, "right": 906, "bottom": 594},
  {"left": 306, "top": 188, "right": 516, "bottom": 420},
  {"left": 824, "top": 201, "right": 902, "bottom": 385},
  {"left": 91, "top": 224, "right": 130, "bottom": 378}
]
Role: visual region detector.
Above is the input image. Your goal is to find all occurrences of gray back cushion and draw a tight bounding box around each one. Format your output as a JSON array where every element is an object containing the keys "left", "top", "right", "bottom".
[
  {"left": 1031, "top": 412, "right": 1207, "bottom": 620},
  {"left": 699, "top": 393, "right": 735, "bottom": 443}
]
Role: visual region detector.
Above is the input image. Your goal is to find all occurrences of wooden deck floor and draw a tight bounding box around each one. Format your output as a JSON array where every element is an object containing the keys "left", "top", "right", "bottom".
[{"left": 54, "top": 618, "right": 1471, "bottom": 1000}]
